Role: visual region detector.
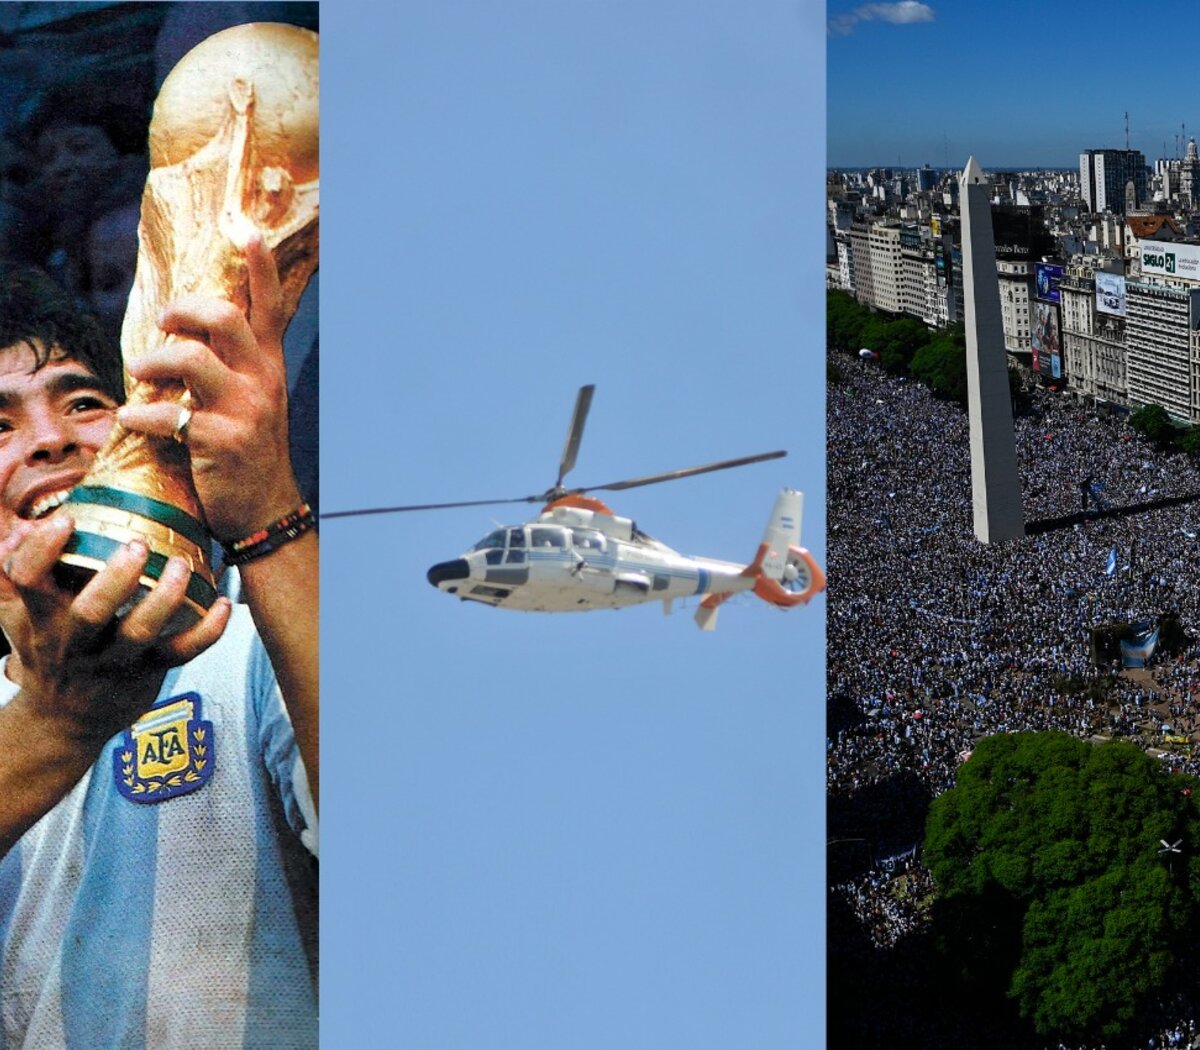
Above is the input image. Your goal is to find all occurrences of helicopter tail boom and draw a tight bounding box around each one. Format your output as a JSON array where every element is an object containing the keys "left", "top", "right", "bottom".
[
  {"left": 692, "top": 489, "right": 825, "bottom": 630},
  {"left": 751, "top": 489, "right": 825, "bottom": 607},
  {"left": 758, "top": 489, "right": 803, "bottom": 579}
]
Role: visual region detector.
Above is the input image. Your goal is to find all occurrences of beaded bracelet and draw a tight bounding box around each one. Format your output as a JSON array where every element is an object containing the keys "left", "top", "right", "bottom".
[{"left": 222, "top": 503, "right": 316, "bottom": 566}]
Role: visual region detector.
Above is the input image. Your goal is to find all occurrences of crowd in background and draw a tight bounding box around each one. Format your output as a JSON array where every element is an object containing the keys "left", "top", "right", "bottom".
[{"left": 829, "top": 356, "right": 1200, "bottom": 1047}]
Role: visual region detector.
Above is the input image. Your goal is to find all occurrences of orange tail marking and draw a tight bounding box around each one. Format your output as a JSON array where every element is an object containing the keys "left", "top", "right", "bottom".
[{"left": 750, "top": 544, "right": 825, "bottom": 608}]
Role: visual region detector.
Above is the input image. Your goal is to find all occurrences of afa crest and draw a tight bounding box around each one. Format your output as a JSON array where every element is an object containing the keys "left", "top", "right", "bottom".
[{"left": 114, "top": 692, "right": 214, "bottom": 803}]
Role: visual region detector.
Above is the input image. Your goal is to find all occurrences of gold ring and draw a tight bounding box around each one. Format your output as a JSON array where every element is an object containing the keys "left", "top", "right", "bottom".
[{"left": 171, "top": 403, "right": 194, "bottom": 444}]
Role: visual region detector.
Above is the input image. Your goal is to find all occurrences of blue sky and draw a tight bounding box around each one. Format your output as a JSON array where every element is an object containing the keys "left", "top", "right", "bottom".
[
  {"left": 321, "top": 3, "right": 826, "bottom": 1047},
  {"left": 829, "top": 0, "right": 1198, "bottom": 170}
]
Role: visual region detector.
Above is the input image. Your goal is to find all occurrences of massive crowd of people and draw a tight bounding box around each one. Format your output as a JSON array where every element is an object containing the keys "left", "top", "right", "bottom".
[{"left": 828, "top": 355, "right": 1200, "bottom": 1046}]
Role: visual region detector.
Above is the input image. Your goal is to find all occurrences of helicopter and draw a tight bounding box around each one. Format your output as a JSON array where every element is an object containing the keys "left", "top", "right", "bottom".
[{"left": 322, "top": 386, "right": 825, "bottom": 630}]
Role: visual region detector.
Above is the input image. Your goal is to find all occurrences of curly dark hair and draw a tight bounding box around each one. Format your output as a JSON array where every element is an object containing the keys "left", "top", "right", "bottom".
[{"left": 0, "top": 265, "right": 124, "bottom": 403}]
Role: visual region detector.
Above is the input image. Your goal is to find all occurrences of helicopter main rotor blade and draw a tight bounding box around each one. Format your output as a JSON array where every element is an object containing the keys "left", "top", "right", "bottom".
[
  {"left": 321, "top": 442, "right": 786, "bottom": 520},
  {"left": 572, "top": 449, "right": 787, "bottom": 495},
  {"left": 321, "top": 495, "right": 543, "bottom": 519},
  {"left": 556, "top": 384, "right": 595, "bottom": 488}
]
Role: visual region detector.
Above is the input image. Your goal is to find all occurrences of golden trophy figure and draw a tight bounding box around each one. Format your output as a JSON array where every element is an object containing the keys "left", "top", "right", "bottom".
[{"left": 55, "top": 22, "right": 319, "bottom": 627}]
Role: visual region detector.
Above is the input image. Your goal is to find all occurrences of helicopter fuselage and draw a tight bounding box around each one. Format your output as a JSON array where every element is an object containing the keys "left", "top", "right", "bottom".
[
  {"left": 329, "top": 385, "right": 822, "bottom": 629},
  {"left": 426, "top": 499, "right": 753, "bottom": 613}
]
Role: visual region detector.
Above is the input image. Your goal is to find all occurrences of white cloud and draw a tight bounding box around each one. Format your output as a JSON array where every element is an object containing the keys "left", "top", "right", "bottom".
[{"left": 829, "top": 2, "right": 935, "bottom": 35}]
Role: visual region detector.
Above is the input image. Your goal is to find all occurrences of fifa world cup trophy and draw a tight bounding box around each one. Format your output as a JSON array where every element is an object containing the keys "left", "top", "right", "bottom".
[{"left": 54, "top": 22, "right": 319, "bottom": 627}]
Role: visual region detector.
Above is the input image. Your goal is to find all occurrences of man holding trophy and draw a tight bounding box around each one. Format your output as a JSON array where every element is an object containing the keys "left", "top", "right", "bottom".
[{"left": 0, "top": 23, "right": 318, "bottom": 1048}]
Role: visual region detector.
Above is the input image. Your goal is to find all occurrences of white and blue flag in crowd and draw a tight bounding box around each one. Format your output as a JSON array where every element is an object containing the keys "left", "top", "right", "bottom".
[
  {"left": 1120, "top": 625, "right": 1160, "bottom": 668},
  {"left": 1105, "top": 547, "right": 1118, "bottom": 576}
]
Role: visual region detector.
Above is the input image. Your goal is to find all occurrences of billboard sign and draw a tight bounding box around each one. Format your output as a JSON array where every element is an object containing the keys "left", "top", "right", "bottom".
[
  {"left": 991, "top": 205, "right": 1053, "bottom": 261},
  {"left": 1035, "top": 262, "right": 1063, "bottom": 303},
  {"left": 1096, "top": 271, "right": 1127, "bottom": 317},
  {"left": 1032, "top": 302, "right": 1061, "bottom": 378},
  {"left": 1140, "top": 242, "right": 1200, "bottom": 280}
]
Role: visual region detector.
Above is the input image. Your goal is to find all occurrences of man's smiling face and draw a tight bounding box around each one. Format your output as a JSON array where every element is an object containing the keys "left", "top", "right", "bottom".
[{"left": 0, "top": 342, "right": 119, "bottom": 532}]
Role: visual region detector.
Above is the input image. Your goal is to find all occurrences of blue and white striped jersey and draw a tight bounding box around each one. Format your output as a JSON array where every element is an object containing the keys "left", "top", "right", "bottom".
[{"left": 0, "top": 605, "right": 317, "bottom": 1049}]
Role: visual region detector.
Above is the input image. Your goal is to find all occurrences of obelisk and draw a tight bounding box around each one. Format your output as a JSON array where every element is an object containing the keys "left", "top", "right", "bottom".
[{"left": 961, "top": 156, "right": 1024, "bottom": 543}]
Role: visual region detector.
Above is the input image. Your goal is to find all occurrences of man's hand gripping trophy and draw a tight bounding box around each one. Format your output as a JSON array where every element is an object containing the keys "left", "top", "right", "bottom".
[{"left": 55, "top": 22, "right": 319, "bottom": 632}]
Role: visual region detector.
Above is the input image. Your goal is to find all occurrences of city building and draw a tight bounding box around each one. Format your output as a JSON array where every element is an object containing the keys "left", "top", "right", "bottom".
[
  {"left": 997, "top": 259, "right": 1034, "bottom": 359},
  {"left": 849, "top": 223, "right": 874, "bottom": 307},
  {"left": 867, "top": 221, "right": 903, "bottom": 313},
  {"left": 1079, "top": 148, "right": 1148, "bottom": 214},
  {"left": 1059, "top": 257, "right": 1127, "bottom": 407},
  {"left": 826, "top": 157, "right": 1200, "bottom": 428},
  {"left": 1125, "top": 280, "right": 1199, "bottom": 421}
]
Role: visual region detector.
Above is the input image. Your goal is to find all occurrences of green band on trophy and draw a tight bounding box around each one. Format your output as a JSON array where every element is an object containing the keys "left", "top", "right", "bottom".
[
  {"left": 61, "top": 530, "right": 218, "bottom": 611},
  {"left": 66, "top": 486, "right": 211, "bottom": 550}
]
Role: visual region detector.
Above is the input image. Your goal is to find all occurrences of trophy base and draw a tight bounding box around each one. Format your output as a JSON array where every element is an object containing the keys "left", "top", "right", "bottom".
[{"left": 55, "top": 485, "right": 218, "bottom": 632}]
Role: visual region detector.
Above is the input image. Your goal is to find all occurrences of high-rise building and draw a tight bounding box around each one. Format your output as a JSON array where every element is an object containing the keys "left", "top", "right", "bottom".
[
  {"left": 997, "top": 259, "right": 1034, "bottom": 358},
  {"left": 899, "top": 224, "right": 938, "bottom": 326},
  {"left": 1059, "top": 258, "right": 1127, "bottom": 407},
  {"left": 1125, "top": 281, "right": 1200, "bottom": 421},
  {"left": 867, "top": 221, "right": 903, "bottom": 313},
  {"left": 848, "top": 224, "right": 874, "bottom": 306},
  {"left": 1079, "top": 148, "right": 1148, "bottom": 214}
]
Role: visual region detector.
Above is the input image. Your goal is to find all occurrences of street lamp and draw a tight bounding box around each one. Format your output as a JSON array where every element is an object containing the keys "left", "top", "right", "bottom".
[{"left": 1159, "top": 838, "right": 1183, "bottom": 876}]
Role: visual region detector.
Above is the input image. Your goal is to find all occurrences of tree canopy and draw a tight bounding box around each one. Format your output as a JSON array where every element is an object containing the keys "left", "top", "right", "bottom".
[
  {"left": 1180, "top": 425, "right": 1200, "bottom": 459},
  {"left": 826, "top": 294, "right": 1025, "bottom": 409},
  {"left": 924, "top": 731, "right": 1200, "bottom": 1040},
  {"left": 827, "top": 289, "right": 868, "bottom": 355},
  {"left": 909, "top": 324, "right": 967, "bottom": 403},
  {"left": 1130, "top": 403, "right": 1177, "bottom": 446}
]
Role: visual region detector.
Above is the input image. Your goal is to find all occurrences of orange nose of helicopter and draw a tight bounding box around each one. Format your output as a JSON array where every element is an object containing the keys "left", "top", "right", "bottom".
[{"left": 427, "top": 559, "right": 469, "bottom": 589}]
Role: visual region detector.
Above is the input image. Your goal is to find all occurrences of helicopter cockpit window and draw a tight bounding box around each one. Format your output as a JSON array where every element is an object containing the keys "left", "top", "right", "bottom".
[
  {"left": 571, "top": 528, "right": 606, "bottom": 553},
  {"left": 472, "top": 530, "right": 507, "bottom": 552},
  {"left": 505, "top": 527, "right": 527, "bottom": 563},
  {"left": 529, "top": 526, "right": 567, "bottom": 549}
]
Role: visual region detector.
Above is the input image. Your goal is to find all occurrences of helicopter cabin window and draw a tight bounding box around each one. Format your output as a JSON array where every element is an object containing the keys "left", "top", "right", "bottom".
[
  {"left": 507, "top": 527, "right": 526, "bottom": 547},
  {"left": 529, "top": 526, "right": 568, "bottom": 549},
  {"left": 472, "top": 530, "right": 507, "bottom": 552},
  {"left": 571, "top": 528, "right": 606, "bottom": 553}
]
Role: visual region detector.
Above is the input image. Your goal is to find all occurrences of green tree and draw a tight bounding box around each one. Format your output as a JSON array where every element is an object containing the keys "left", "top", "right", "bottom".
[
  {"left": 1181, "top": 426, "right": 1200, "bottom": 459},
  {"left": 826, "top": 290, "right": 869, "bottom": 354},
  {"left": 859, "top": 315, "right": 891, "bottom": 365},
  {"left": 910, "top": 325, "right": 967, "bottom": 403},
  {"left": 924, "top": 732, "right": 1200, "bottom": 1041},
  {"left": 875, "top": 315, "right": 931, "bottom": 374},
  {"left": 1130, "top": 403, "right": 1177, "bottom": 447}
]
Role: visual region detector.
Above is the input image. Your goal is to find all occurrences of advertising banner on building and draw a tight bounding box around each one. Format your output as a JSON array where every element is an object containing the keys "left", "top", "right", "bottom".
[
  {"left": 1096, "top": 271, "right": 1127, "bottom": 317},
  {"left": 1035, "top": 262, "right": 1063, "bottom": 303},
  {"left": 1032, "top": 301, "right": 1061, "bottom": 378},
  {"left": 991, "top": 205, "right": 1053, "bottom": 261},
  {"left": 1140, "top": 241, "right": 1200, "bottom": 280}
]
